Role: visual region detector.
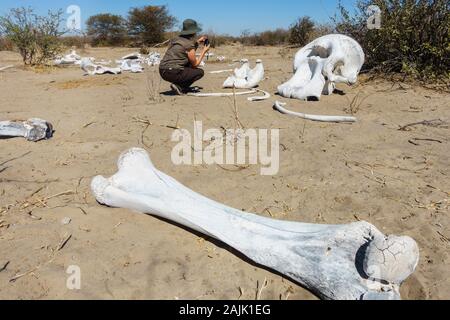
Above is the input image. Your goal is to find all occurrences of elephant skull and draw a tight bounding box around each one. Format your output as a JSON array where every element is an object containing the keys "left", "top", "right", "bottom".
[{"left": 278, "top": 34, "right": 365, "bottom": 101}]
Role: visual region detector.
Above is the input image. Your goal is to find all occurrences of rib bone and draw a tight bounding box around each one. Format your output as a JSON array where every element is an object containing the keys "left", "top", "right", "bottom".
[
  {"left": 274, "top": 101, "right": 357, "bottom": 123},
  {"left": 0, "top": 118, "right": 53, "bottom": 141},
  {"left": 91, "top": 148, "right": 419, "bottom": 300}
]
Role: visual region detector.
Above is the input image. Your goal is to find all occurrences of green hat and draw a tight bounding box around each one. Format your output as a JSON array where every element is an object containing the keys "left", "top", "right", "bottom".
[{"left": 180, "top": 19, "right": 202, "bottom": 36}]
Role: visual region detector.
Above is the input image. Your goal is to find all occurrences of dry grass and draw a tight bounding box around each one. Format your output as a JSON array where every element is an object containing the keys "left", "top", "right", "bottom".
[{"left": 55, "top": 76, "right": 126, "bottom": 90}]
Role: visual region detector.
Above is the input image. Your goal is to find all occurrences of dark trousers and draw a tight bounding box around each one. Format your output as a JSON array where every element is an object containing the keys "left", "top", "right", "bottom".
[{"left": 159, "top": 67, "right": 204, "bottom": 89}]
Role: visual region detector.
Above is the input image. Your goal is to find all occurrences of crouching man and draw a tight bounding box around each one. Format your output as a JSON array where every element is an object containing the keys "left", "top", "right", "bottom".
[{"left": 159, "top": 19, "right": 210, "bottom": 95}]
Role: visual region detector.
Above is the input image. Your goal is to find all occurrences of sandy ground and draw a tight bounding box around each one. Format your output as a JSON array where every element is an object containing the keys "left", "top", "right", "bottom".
[{"left": 0, "top": 45, "right": 448, "bottom": 300}]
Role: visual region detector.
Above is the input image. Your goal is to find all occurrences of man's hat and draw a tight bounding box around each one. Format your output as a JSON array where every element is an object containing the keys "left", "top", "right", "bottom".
[{"left": 180, "top": 19, "right": 202, "bottom": 36}]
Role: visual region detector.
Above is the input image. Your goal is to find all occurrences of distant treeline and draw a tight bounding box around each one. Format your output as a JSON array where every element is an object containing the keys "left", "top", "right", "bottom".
[{"left": 0, "top": 1, "right": 448, "bottom": 82}]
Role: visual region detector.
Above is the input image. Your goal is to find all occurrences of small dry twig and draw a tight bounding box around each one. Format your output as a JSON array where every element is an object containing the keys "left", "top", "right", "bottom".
[
  {"left": 398, "top": 119, "right": 447, "bottom": 131},
  {"left": 256, "top": 278, "right": 269, "bottom": 300}
]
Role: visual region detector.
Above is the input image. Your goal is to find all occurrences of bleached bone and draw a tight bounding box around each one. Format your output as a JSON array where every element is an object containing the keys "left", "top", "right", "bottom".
[
  {"left": 187, "top": 89, "right": 257, "bottom": 97},
  {"left": 0, "top": 65, "right": 14, "bottom": 72},
  {"left": 223, "top": 59, "right": 265, "bottom": 89},
  {"left": 119, "top": 60, "right": 144, "bottom": 73},
  {"left": 54, "top": 50, "right": 82, "bottom": 65},
  {"left": 147, "top": 52, "right": 161, "bottom": 66},
  {"left": 121, "top": 52, "right": 161, "bottom": 66},
  {"left": 96, "top": 60, "right": 112, "bottom": 66},
  {"left": 209, "top": 69, "right": 233, "bottom": 74},
  {"left": 234, "top": 59, "right": 250, "bottom": 78},
  {"left": 91, "top": 148, "right": 419, "bottom": 300},
  {"left": 0, "top": 118, "right": 53, "bottom": 142},
  {"left": 278, "top": 34, "right": 365, "bottom": 101},
  {"left": 248, "top": 89, "right": 271, "bottom": 102},
  {"left": 187, "top": 89, "right": 269, "bottom": 102},
  {"left": 81, "top": 58, "right": 121, "bottom": 76},
  {"left": 122, "top": 53, "right": 142, "bottom": 60},
  {"left": 274, "top": 101, "right": 357, "bottom": 123}
]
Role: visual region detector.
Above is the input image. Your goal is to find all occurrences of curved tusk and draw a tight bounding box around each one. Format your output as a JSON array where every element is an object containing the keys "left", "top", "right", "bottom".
[
  {"left": 274, "top": 101, "right": 357, "bottom": 123},
  {"left": 187, "top": 89, "right": 257, "bottom": 98},
  {"left": 248, "top": 89, "right": 271, "bottom": 102}
]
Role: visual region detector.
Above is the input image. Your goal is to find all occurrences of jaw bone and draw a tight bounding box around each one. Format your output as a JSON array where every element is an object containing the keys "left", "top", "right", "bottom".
[
  {"left": 223, "top": 59, "right": 265, "bottom": 89},
  {"left": 0, "top": 118, "right": 53, "bottom": 142},
  {"left": 91, "top": 148, "right": 419, "bottom": 300},
  {"left": 278, "top": 34, "right": 365, "bottom": 101}
]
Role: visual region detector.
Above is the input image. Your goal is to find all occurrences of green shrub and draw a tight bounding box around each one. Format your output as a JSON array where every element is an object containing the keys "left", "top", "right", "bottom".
[
  {"left": 86, "top": 14, "right": 127, "bottom": 47},
  {"left": 238, "top": 29, "right": 290, "bottom": 46},
  {"left": 335, "top": 0, "right": 449, "bottom": 81},
  {"left": 289, "top": 16, "right": 315, "bottom": 46},
  {"left": 0, "top": 7, "right": 64, "bottom": 65},
  {"left": 128, "top": 6, "right": 177, "bottom": 46}
]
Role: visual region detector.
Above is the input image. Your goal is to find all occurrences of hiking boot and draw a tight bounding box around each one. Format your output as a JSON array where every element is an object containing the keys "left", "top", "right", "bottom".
[{"left": 170, "top": 83, "right": 184, "bottom": 95}]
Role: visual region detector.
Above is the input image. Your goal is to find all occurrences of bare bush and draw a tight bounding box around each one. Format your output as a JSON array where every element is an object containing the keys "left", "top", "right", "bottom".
[
  {"left": 335, "top": 0, "right": 449, "bottom": 82},
  {"left": 0, "top": 37, "right": 13, "bottom": 50},
  {"left": 0, "top": 7, "right": 64, "bottom": 65}
]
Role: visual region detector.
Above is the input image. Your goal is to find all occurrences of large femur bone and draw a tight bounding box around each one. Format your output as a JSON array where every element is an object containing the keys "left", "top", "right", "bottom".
[
  {"left": 0, "top": 118, "right": 53, "bottom": 142},
  {"left": 278, "top": 34, "right": 365, "bottom": 101},
  {"left": 91, "top": 148, "right": 419, "bottom": 300}
]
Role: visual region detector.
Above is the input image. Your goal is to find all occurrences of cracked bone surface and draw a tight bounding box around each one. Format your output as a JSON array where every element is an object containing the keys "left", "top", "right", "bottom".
[
  {"left": 278, "top": 34, "right": 364, "bottom": 101},
  {"left": 223, "top": 59, "right": 265, "bottom": 89},
  {"left": 91, "top": 148, "right": 419, "bottom": 300},
  {"left": 0, "top": 118, "right": 53, "bottom": 141}
]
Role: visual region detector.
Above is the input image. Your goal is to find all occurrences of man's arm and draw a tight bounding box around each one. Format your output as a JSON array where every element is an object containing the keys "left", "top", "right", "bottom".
[{"left": 188, "top": 37, "right": 210, "bottom": 68}]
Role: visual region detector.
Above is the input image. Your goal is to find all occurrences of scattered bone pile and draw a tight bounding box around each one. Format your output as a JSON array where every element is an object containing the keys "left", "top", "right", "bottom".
[{"left": 55, "top": 50, "right": 162, "bottom": 75}]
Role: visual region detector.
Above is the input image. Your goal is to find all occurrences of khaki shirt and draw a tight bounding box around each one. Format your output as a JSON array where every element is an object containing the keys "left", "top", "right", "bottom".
[{"left": 160, "top": 36, "right": 197, "bottom": 70}]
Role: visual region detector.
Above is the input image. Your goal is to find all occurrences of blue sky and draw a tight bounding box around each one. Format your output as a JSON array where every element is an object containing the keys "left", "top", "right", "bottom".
[{"left": 0, "top": 0, "right": 356, "bottom": 36}]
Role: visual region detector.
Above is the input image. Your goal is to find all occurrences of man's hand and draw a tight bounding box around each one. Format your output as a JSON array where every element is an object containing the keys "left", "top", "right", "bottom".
[{"left": 197, "top": 36, "right": 208, "bottom": 44}]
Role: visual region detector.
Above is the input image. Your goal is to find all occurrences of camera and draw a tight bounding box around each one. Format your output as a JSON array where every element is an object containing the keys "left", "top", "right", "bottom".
[{"left": 204, "top": 38, "right": 210, "bottom": 46}]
